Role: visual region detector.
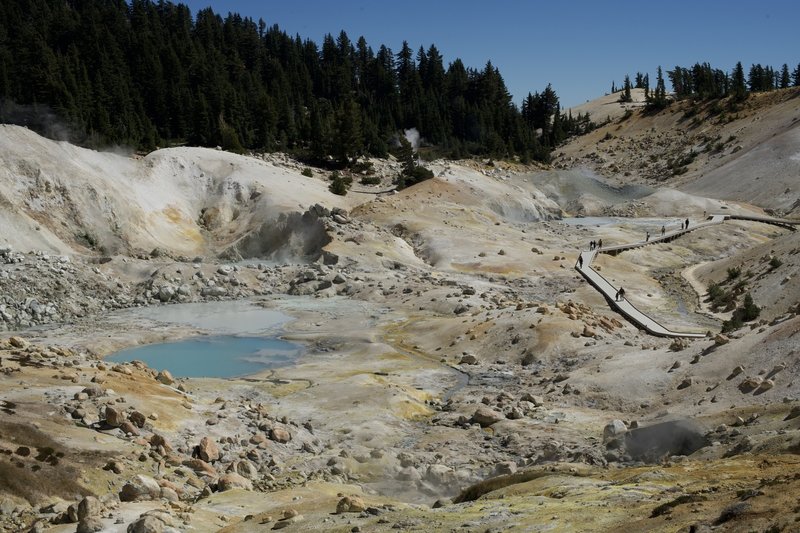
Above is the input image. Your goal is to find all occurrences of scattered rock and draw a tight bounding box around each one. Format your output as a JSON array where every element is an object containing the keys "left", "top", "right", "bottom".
[
  {"left": 119, "top": 475, "right": 161, "bottom": 502},
  {"left": 217, "top": 472, "right": 253, "bottom": 492},
  {"left": 197, "top": 436, "right": 220, "bottom": 463},
  {"left": 336, "top": 496, "right": 367, "bottom": 514},
  {"left": 471, "top": 406, "right": 504, "bottom": 427}
]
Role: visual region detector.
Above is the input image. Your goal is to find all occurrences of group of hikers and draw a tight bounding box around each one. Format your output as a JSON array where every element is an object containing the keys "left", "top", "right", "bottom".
[{"left": 577, "top": 214, "right": 710, "bottom": 308}]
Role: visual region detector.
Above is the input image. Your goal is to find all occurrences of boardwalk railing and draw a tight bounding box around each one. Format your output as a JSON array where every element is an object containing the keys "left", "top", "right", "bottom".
[{"left": 575, "top": 213, "right": 798, "bottom": 338}]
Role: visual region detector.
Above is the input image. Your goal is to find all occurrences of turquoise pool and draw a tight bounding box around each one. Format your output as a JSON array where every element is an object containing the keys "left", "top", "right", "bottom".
[{"left": 107, "top": 335, "right": 302, "bottom": 378}]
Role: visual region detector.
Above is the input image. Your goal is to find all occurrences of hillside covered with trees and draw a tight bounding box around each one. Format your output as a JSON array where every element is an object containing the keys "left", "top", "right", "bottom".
[{"left": 0, "top": 0, "right": 592, "bottom": 163}]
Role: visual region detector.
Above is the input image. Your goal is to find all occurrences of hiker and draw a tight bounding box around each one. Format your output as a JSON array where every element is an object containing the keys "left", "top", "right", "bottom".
[
  {"left": 661, "top": 225, "right": 666, "bottom": 236},
  {"left": 578, "top": 255, "right": 584, "bottom": 268},
  {"left": 646, "top": 232, "right": 650, "bottom": 242},
  {"left": 615, "top": 287, "right": 625, "bottom": 301},
  {"left": 703, "top": 210, "right": 707, "bottom": 219},
  {"left": 685, "top": 218, "right": 689, "bottom": 229},
  {"left": 680, "top": 221, "right": 684, "bottom": 230},
  {"left": 589, "top": 240, "right": 595, "bottom": 250},
  {"left": 597, "top": 239, "right": 603, "bottom": 249}
]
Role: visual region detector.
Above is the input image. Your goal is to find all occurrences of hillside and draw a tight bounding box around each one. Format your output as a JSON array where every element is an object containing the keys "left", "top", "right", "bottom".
[
  {"left": 554, "top": 87, "right": 800, "bottom": 213},
  {"left": 0, "top": 117, "right": 799, "bottom": 532}
]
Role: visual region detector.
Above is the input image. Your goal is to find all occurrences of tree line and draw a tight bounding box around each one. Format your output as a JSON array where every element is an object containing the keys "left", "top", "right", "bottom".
[
  {"left": 611, "top": 61, "right": 800, "bottom": 109},
  {"left": 0, "top": 0, "right": 591, "bottom": 164}
]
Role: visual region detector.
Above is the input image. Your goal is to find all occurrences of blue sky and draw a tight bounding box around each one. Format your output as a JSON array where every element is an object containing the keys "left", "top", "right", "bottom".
[{"left": 179, "top": 0, "right": 800, "bottom": 108}]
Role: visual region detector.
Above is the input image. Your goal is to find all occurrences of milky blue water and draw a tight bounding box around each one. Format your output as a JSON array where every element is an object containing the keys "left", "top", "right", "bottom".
[{"left": 107, "top": 335, "right": 302, "bottom": 378}]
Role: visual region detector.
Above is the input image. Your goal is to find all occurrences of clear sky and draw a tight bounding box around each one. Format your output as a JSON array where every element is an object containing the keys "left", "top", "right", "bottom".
[{"left": 178, "top": 0, "right": 800, "bottom": 109}]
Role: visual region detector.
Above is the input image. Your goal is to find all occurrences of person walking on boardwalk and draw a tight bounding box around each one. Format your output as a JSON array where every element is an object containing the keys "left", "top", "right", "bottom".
[
  {"left": 589, "top": 240, "right": 595, "bottom": 250},
  {"left": 661, "top": 225, "right": 666, "bottom": 236},
  {"left": 685, "top": 218, "right": 689, "bottom": 229},
  {"left": 578, "top": 255, "right": 584, "bottom": 268},
  {"left": 615, "top": 287, "right": 625, "bottom": 301},
  {"left": 646, "top": 232, "right": 650, "bottom": 242},
  {"left": 597, "top": 239, "right": 603, "bottom": 249}
]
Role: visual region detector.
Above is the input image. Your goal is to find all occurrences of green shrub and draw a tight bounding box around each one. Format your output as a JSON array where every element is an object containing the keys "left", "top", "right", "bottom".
[
  {"left": 726, "top": 266, "right": 741, "bottom": 281},
  {"left": 769, "top": 256, "right": 783, "bottom": 270},
  {"left": 360, "top": 176, "right": 381, "bottom": 185},
  {"left": 301, "top": 167, "right": 313, "bottom": 178},
  {"left": 328, "top": 171, "right": 352, "bottom": 196}
]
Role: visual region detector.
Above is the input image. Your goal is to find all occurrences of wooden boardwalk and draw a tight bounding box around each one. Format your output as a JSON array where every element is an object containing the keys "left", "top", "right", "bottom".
[{"left": 575, "top": 213, "right": 798, "bottom": 338}]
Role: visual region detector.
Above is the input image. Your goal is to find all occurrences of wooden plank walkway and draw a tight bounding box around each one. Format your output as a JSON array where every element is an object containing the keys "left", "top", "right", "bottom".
[{"left": 575, "top": 213, "right": 798, "bottom": 338}]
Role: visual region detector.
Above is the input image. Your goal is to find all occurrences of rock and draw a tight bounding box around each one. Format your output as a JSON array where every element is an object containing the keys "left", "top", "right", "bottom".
[
  {"left": 119, "top": 474, "right": 161, "bottom": 502},
  {"left": 270, "top": 427, "right": 291, "bottom": 444},
  {"left": 129, "top": 411, "right": 147, "bottom": 428},
  {"left": 76, "top": 517, "right": 104, "bottom": 533},
  {"left": 159, "top": 487, "right": 179, "bottom": 503},
  {"left": 82, "top": 384, "right": 105, "bottom": 398},
  {"left": 714, "top": 334, "right": 730, "bottom": 346},
  {"left": 493, "top": 461, "right": 518, "bottom": 476},
  {"left": 520, "top": 393, "right": 544, "bottom": 406},
  {"left": 739, "top": 377, "right": 762, "bottom": 393},
  {"left": 217, "top": 265, "right": 233, "bottom": 276},
  {"left": 77, "top": 496, "right": 103, "bottom": 520},
  {"left": 119, "top": 421, "right": 140, "bottom": 436},
  {"left": 730, "top": 365, "right": 745, "bottom": 378},
  {"left": 581, "top": 325, "right": 597, "bottom": 338},
  {"left": 155, "top": 370, "right": 174, "bottom": 386},
  {"left": 217, "top": 472, "right": 253, "bottom": 492},
  {"left": 126, "top": 515, "right": 164, "bottom": 533},
  {"left": 471, "top": 406, "right": 504, "bottom": 427},
  {"left": 459, "top": 354, "right": 478, "bottom": 365},
  {"left": 197, "top": 436, "right": 220, "bottom": 463},
  {"left": 157, "top": 285, "right": 175, "bottom": 302},
  {"left": 670, "top": 338, "right": 688, "bottom": 351},
  {"left": 603, "top": 420, "right": 627, "bottom": 443},
  {"left": 757, "top": 379, "right": 774, "bottom": 392},
  {"left": 677, "top": 377, "right": 694, "bottom": 389},
  {"left": 9, "top": 336, "right": 28, "bottom": 348},
  {"left": 336, "top": 496, "right": 367, "bottom": 514},
  {"left": 182, "top": 458, "right": 217, "bottom": 477},
  {"left": 104, "top": 406, "right": 125, "bottom": 428},
  {"left": 231, "top": 460, "right": 258, "bottom": 479}
]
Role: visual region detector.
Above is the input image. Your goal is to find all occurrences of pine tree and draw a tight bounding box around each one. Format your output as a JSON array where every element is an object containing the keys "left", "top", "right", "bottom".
[
  {"left": 731, "top": 61, "right": 747, "bottom": 102},
  {"left": 780, "top": 63, "right": 791, "bottom": 88},
  {"left": 619, "top": 75, "right": 632, "bottom": 103},
  {"left": 646, "top": 66, "right": 668, "bottom": 110},
  {"left": 794, "top": 63, "right": 800, "bottom": 87}
]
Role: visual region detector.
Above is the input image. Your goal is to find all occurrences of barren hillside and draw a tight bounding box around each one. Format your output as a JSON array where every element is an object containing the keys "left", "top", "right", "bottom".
[{"left": 555, "top": 87, "right": 800, "bottom": 213}]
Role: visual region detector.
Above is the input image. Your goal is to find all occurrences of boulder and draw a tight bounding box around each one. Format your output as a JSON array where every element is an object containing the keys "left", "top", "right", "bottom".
[
  {"left": 126, "top": 515, "right": 165, "bottom": 533},
  {"left": 603, "top": 420, "right": 627, "bottom": 443},
  {"left": 714, "top": 334, "right": 730, "bottom": 346},
  {"left": 76, "top": 517, "right": 104, "bottom": 533},
  {"left": 471, "top": 406, "right": 504, "bottom": 427},
  {"left": 129, "top": 411, "right": 147, "bottom": 428},
  {"left": 155, "top": 370, "right": 174, "bottom": 386},
  {"left": 196, "top": 436, "right": 220, "bottom": 463},
  {"left": 119, "top": 421, "right": 140, "bottom": 436},
  {"left": 181, "top": 458, "right": 217, "bottom": 477},
  {"left": 336, "top": 495, "right": 366, "bottom": 514},
  {"left": 9, "top": 336, "right": 28, "bottom": 349},
  {"left": 217, "top": 473, "right": 253, "bottom": 492},
  {"left": 270, "top": 427, "right": 291, "bottom": 443},
  {"left": 459, "top": 354, "right": 478, "bottom": 365},
  {"left": 119, "top": 475, "right": 161, "bottom": 502},
  {"left": 581, "top": 325, "right": 597, "bottom": 338},
  {"left": 104, "top": 406, "right": 125, "bottom": 428},
  {"left": 77, "top": 496, "right": 103, "bottom": 521}
]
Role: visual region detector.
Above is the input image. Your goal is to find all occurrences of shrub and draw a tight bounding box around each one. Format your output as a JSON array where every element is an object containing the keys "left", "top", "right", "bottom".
[
  {"left": 726, "top": 266, "right": 741, "bottom": 281},
  {"left": 769, "top": 256, "right": 783, "bottom": 270},
  {"left": 328, "top": 171, "right": 352, "bottom": 196},
  {"left": 301, "top": 167, "right": 313, "bottom": 178},
  {"left": 360, "top": 176, "right": 381, "bottom": 185}
]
